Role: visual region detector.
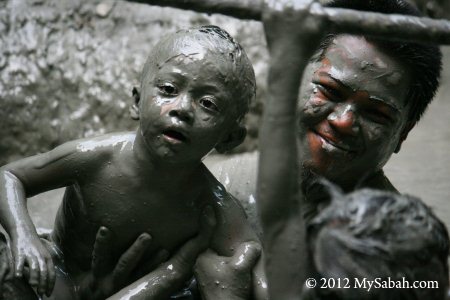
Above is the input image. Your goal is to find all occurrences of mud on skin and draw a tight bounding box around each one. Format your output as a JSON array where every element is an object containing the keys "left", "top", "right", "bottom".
[
  {"left": 0, "top": 26, "right": 266, "bottom": 299},
  {"left": 305, "top": 187, "right": 449, "bottom": 300},
  {"left": 257, "top": 0, "right": 443, "bottom": 299},
  {"left": 297, "top": 35, "right": 413, "bottom": 190}
]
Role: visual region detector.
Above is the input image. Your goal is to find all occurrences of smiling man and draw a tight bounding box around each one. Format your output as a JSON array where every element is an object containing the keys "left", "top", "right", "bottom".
[
  {"left": 299, "top": 32, "right": 423, "bottom": 192},
  {"left": 209, "top": 0, "right": 442, "bottom": 221},
  {"left": 255, "top": 0, "right": 444, "bottom": 298}
]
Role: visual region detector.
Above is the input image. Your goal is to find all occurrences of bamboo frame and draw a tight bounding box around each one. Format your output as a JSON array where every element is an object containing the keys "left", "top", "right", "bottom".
[{"left": 128, "top": 0, "right": 450, "bottom": 44}]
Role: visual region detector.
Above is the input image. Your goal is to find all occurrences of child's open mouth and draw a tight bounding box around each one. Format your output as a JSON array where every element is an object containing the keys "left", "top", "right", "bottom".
[{"left": 162, "top": 129, "right": 188, "bottom": 144}]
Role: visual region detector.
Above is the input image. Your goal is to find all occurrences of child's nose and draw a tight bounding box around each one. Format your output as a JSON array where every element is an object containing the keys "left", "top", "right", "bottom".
[
  {"left": 169, "top": 95, "right": 194, "bottom": 123},
  {"left": 327, "top": 104, "right": 359, "bottom": 136}
]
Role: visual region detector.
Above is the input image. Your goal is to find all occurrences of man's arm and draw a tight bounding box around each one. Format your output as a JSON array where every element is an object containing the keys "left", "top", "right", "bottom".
[
  {"left": 257, "top": 1, "right": 328, "bottom": 298},
  {"left": 0, "top": 137, "right": 109, "bottom": 296}
]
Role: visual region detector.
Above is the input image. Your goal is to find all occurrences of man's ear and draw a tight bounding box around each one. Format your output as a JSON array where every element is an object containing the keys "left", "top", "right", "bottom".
[
  {"left": 215, "top": 125, "right": 247, "bottom": 154},
  {"left": 394, "top": 121, "right": 415, "bottom": 153},
  {"left": 130, "top": 87, "right": 140, "bottom": 120}
]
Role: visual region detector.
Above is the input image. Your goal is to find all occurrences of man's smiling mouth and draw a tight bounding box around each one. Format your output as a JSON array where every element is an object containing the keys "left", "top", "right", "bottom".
[{"left": 312, "top": 130, "right": 358, "bottom": 153}]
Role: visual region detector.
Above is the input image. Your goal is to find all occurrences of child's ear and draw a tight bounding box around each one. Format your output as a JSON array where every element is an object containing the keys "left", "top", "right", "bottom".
[
  {"left": 130, "top": 87, "right": 140, "bottom": 120},
  {"left": 215, "top": 125, "right": 247, "bottom": 154}
]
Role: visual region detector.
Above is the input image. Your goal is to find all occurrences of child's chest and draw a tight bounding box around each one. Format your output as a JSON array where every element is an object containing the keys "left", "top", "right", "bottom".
[{"left": 78, "top": 175, "right": 205, "bottom": 254}]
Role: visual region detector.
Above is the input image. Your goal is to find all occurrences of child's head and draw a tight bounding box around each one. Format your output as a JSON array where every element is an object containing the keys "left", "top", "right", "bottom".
[
  {"left": 131, "top": 25, "right": 256, "bottom": 162},
  {"left": 304, "top": 187, "right": 449, "bottom": 300}
]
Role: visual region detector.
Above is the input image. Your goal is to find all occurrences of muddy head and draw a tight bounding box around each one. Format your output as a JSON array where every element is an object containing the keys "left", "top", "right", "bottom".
[
  {"left": 130, "top": 26, "right": 256, "bottom": 164},
  {"left": 297, "top": 35, "right": 412, "bottom": 189},
  {"left": 305, "top": 187, "right": 450, "bottom": 299},
  {"left": 295, "top": 0, "right": 442, "bottom": 191}
]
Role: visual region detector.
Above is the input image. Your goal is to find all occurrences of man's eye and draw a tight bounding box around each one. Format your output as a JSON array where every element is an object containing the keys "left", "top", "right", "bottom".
[
  {"left": 158, "top": 83, "right": 177, "bottom": 95},
  {"left": 365, "top": 109, "right": 392, "bottom": 124},
  {"left": 316, "top": 84, "right": 342, "bottom": 102},
  {"left": 199, "top": 97, "right": 219, "bottom": 112}
]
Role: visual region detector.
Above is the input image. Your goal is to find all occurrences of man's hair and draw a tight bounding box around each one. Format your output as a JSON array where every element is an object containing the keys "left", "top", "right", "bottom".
[
  {"left": 307, "top": 187, "right": 449, "bottom": 300},
  {"left": 317, "top": 0, "right": 442, "bottom": 125},
  {"left": 141, "top": 25, "right": 256, "bottom": 121}
]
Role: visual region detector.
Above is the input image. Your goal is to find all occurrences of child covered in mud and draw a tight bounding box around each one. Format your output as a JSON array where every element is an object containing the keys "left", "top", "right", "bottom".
[
  {"left": 304, "top": 186, "right": 449, "bottom": 300},
  {"left": 0, "top": 25, "right": 265, "bottom": 299}
]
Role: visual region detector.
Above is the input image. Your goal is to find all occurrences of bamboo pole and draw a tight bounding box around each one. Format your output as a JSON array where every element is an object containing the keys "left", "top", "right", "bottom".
[{"left": 127, "top": 0, "right": 450, "bottom": 45}]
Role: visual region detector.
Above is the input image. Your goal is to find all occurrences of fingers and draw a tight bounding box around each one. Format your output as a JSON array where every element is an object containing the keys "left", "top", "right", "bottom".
[
  {"left": 27, "top": 257, "right": 39, "bottom": 291},
  {"left": 230, "top": 241, "right": 262, "bottom": 271},
  {"left": 0, "top": 258, "right": 8, "bottom": 295},
  {"left": 6, "top": 246, "right": 13, "bottom": 281},
  {"left": 112, "top": 233, "right": 152, "bottom": 284},
  {"left": 133, "top": 248, "right": 170, "bottom": 279},
  {"left": 46, "top": 256, "right": 56, "bottom": 297},
  {"left": 14, "top": 252, "right": 24, "bottom": 278},
  {"left": 0, "top": 241, "right": 10, "bottom": 295},
  {"left": 92, "top": 226, "right": 114, "bottom": 277},
  {"left": 37, "top": 256, "right": 47, "bottom": 296}
]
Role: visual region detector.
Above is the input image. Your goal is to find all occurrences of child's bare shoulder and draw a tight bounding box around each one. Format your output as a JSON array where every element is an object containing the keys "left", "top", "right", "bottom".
[
  {"left": 201, "top": 168, "right": 259, "bottom": 256},
  {"left": 73, "top": 131, "right": 135, "bottom": 159}
]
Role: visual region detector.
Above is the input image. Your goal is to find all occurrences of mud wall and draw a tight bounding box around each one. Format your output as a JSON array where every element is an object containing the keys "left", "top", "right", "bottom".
[
  {"left": 1, "top": 0, "right": 447, "bottom": 166},
  {"left": 0, "top": 0, "right": 268, "bottom": 166}
]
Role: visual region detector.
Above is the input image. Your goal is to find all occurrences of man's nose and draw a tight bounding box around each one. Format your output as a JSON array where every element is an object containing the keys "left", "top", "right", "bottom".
[
  {"left": 169, "top": 95, "right": 194, "bottom": 123},
  {"left": 327, "top": 104, "right": 359, "bottom": 136}
]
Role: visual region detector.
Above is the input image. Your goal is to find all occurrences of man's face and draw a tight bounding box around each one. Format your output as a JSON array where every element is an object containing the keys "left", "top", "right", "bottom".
[
  {"left": 139, "top": 47, "right": 241, "bottom": 164},
  {"left": 298, "top": 35, "right": 412, "bottom": 188}
]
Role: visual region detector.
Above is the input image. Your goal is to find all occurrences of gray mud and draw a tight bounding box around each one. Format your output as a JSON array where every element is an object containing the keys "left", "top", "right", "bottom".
[{"left": 0, "top": 0, "right": 448, "bottom": 237}]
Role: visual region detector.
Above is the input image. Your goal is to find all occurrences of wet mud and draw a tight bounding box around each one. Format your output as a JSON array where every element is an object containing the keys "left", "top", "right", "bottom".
[
  {"left": 1, "top": 0, "right": 448, "bottom": 243},
  {"left": 0, "top": 0, "right": 267, "bottom": 167}
]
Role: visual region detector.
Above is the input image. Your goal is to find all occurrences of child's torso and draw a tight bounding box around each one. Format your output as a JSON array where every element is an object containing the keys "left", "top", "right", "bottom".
[{"left": 52, "top": 142, "right": 208, "bottom": 277}]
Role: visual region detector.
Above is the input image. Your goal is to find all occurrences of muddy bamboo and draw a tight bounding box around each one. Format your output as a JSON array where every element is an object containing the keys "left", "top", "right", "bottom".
[{"left": 129, "top": 0, "right": 450, "bottom": 44}]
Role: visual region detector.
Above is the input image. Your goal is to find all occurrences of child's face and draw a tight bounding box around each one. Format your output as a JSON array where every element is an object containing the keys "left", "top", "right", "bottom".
[{"left": 138, "top": 49, "right": 242, "bottom": 163}]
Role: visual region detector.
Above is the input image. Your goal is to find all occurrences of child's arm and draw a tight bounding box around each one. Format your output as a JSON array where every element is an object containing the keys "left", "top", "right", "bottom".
[
  {"left": 206, "top": 192, "right": 268, "bottom": 300},
  {"left": 0, "top": 138, "right": 108, "bottom": 296},
  {"left": 257, "top": 0, "right": 328, "bottom": 298}
]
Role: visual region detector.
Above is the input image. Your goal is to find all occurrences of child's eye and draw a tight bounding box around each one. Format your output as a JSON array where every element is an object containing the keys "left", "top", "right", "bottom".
[
  {"left": 199, "top": 97, "right": 219, "bottom": 112},
  {"left": 158, "top": 83, "right": 178, "bottom": 95}
]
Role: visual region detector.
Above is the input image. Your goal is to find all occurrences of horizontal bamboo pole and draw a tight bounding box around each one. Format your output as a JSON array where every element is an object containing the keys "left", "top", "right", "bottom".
[{"left": 127, "top": 0, "right": 450, "bottom": 45}]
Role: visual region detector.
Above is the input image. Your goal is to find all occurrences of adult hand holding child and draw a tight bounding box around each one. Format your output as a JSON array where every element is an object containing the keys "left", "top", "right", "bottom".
[{"left": 194, "top": 241, "right": 262, "bottom": 300}]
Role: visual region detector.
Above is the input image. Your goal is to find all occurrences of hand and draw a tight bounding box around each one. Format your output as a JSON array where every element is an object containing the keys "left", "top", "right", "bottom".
[
  {"left": 10, "top": 233, "right": 55, "bottom": 297},
  {"left": 78, "top": 227, "right": 170, "bottom": 300},
  {"left": 263, "top": 0, "right": 328, "bottom": 59},
  {"left": 194, "top": 241, "right": 262, "bottom": 300},
  {"left": 108, "top": 205, "right": 217, "bottom": 300}
]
